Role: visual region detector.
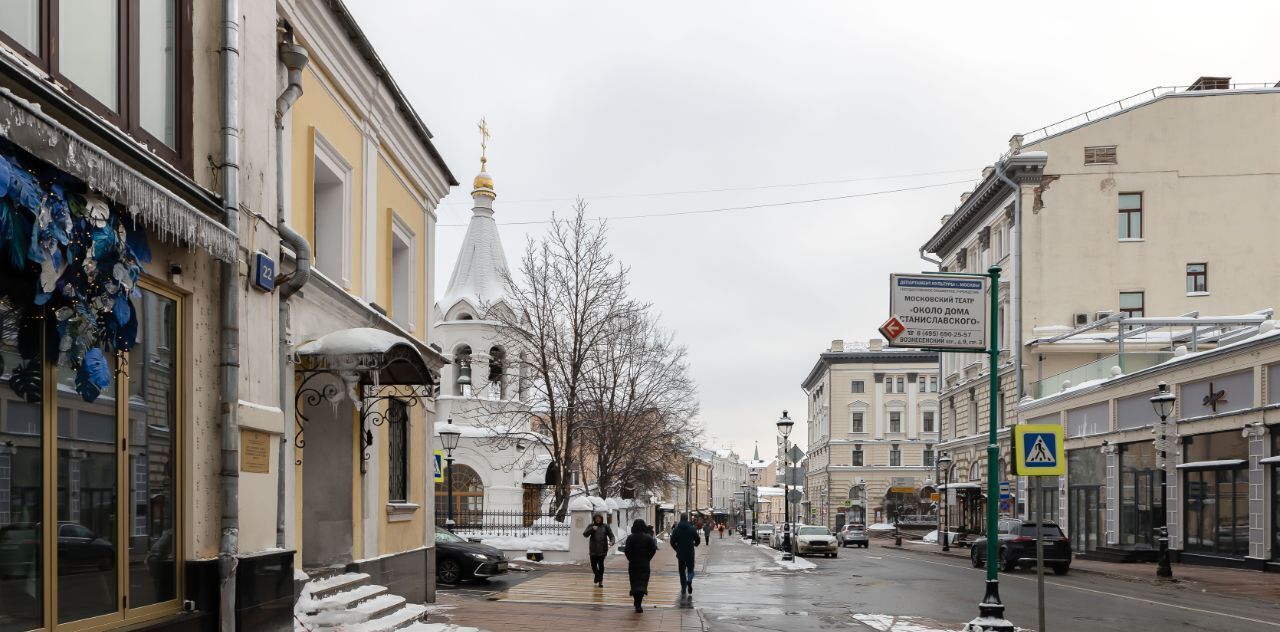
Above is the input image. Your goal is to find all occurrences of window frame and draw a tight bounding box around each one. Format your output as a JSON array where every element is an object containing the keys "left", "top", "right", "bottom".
[
  {"left": 389, "top": 213, "right": 416, "bottom": 330},
  {"left": 0, "top": 0, "right": 194, "bottom": 172},
  {"left": 387, "top": 399, "right": 410, "bottom": 504},
  {"left": 851, "top": 380, "right": 864, "bottom": 394},
  {"left": 311, "top": 130, "right": 355, "bottom": 288},
  {"left": 922, "top": 410, "right": 936, "bottom": 433},
  {"left": 1119, "top": 291, "right": 1145, "bottom": 318},
  {"left": 849, "top": 410, "right": 865, "bottom": 434},
  {"left": 1118, "top": 192, "right": 1143, "bottom": 240},
  {"left": 1186, "top": 263, "right": 1208, "bottom": 294},
  {"left": 888, "top": 411, "right": 902, "bottom": 434},
  {"left": 889, "top": 444, "right": 902, "bottom": 467},
  {"left": 851, "top": 445, "right": 863, "bottom": 467},
  {"left": 1084, "top": 145, "right": 1118, "bottom": 165}
]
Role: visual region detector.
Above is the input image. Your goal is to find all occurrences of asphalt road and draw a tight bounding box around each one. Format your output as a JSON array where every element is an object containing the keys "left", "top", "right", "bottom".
[{"left": 696, "top": 538, "right": 1280, "bottom": 632}]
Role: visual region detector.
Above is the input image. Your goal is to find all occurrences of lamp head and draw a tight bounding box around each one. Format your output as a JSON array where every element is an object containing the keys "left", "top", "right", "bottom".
[
  {"left": 937, "top": 452, "right": 953, "bottom": 467},
  {"left": 776, "top": 410, "right": 794, "bottom": 438},
  {"left": 439, "top": 417, "right": 462, "bottom": 452},
  {"left": 1150, "top": 382, "right": 1177, "bottom": 419}
]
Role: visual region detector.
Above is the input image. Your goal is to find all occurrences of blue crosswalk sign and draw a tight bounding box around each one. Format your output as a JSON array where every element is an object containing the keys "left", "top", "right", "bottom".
[{"left": 1015, "top": 424, "right": 1064, "bottom": 475}]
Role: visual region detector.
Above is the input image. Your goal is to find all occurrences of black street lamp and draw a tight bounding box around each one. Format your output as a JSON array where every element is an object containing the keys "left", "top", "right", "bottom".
[
  {"left": 937, "top": 452, "right": 953, "bottom": 551},
  {"left": 1150, "top": 382, "right": 1176, "bottom": 579},
  {"left": 777, "top": 410, "right": 795, "bottom": 559},
  {"left": 439, "top": 418, "right": 462, "bottom": 527},
  {"left": 749, "top": 469, "right": 759, "bottom": 541}
]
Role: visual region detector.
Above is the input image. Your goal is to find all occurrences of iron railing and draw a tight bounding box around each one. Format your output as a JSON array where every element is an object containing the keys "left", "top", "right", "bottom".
[{"left": 438, "top": 509, "right": 572, "bottom": 538}]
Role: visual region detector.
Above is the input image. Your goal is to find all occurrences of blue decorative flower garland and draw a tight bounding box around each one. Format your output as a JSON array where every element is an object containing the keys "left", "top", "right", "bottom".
[{"left": 0, "top": 141, "right": 151, "bottom": 403}]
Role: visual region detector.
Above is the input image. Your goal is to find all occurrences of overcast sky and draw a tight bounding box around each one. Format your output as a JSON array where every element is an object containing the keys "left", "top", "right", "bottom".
[{"left": 348, "top": 1, "right": 1278, "bottom": 457}]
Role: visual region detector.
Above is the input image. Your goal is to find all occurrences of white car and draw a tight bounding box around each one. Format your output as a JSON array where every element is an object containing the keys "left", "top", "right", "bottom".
[{"left": 793, "top": 525, "right": 838, "bottom": 558}]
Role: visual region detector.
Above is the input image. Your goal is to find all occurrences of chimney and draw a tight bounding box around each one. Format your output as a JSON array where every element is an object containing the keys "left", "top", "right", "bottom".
[
  {"left": 1008, "top": 134, "right": 1024, "bottom": 154},
  {"left": 869, "top": 339, "right": 883, "bottom": 351},
  {"left": 830, "top": 339, "right": 844, "bottom": 353},
  {"left": 1188, "top": 76, "right": 1230, "bottom": 91}
]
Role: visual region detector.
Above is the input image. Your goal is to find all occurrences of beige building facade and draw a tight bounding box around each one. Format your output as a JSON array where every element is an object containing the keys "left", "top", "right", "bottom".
[
  {"left": 921, "top": 80, "right": 1280, "bottom": 534},
  {"left": 801, "top": 340, "right": 940, "bottom": 530}
]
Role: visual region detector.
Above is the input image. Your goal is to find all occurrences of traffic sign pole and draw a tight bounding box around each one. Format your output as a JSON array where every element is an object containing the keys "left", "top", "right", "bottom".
[{"left": 973, "top": 264, "right": 1013, "bottom": 632}]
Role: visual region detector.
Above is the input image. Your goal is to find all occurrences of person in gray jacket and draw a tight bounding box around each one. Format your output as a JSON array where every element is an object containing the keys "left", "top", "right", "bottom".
[{"left": 583, "top": 514, "right": 616, "bottom": 587}]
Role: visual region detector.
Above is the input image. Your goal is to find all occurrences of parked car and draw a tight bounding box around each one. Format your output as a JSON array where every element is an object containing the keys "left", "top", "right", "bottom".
[
  {"left": 793, "top": 525, "right": 838, "bottom": 558},
  {"left": 970, "top": 520, "right": 1072, "bottom": 575},
  {"left": 753, "top": 524, "right": 774, "bottom": 545},
  {"left": 433, "top": 527, "right": 509, "bottom": 584},
  {"left": 0, "top": 522, "right": 115, "bottom": 579},
  {"left": 837, "top": 523, "right": 869, "bottom": 548}
]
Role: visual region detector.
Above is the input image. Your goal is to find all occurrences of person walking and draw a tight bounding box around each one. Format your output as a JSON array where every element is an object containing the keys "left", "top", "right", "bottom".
[
  {"left": 670, "top": 513, "right": 701, "bottom": 596},
  {"left": 583, "top": 514, "right": 615, "bottom": 587},
  {"left": 702, "top": 519, "right": 712, "bottom": 545},
  {"left": 624, "top": 519, "right": 658, "bottom": 613},
  {"left": 718, "top": 522, "right": 725, "bottom": 539}
]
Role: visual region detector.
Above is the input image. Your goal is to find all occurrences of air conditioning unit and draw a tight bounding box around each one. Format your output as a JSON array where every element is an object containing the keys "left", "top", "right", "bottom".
[
  {"left": 1095, "top": 310, "right": 1117, "bottom": 321},
  {"left": 1072, "top": 313, "right": 1090, "bottom": 327}
]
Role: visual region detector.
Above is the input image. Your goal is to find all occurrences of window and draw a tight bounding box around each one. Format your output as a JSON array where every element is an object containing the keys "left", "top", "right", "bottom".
[
  {"left": 851, "top": 380, "right": 864, "bottom": 394},
  {"left": 1119, "top": 291, "right": 1145, "bottom": 318},
  {"left": 387, "top": 400, "right": 409, "bottom": 503},
  {"left": 0, "top": 0, "right": 190, "bottom": 165},
  {"left": 889, "top": 411, "right": 902, "bottom": 433},
  {"left": 1187, "top": 263, "right": 1208, "bottom": 294},
  {"left": 312, "top": 134, "right": 353, "bottom": 286},
  {"left": 1085, "top": 145, "right": 1118, "bottom": 165},
  {"left": 851, "top": 446, "right": 864, "bottom": 466},
  {"left": 923, "top": 446, "right": 935, "bottom": 467},
  {"left": 890, "top": 445, "right": 902, "bottom": 467},
  {"left": 929, "top": 376, "right": 938, "bottom": 393},
  {"left": 1118, "top": 193, "right": 1143, "bottom": 239},
  {"left": 918, "top": 377, "right": 926, "bottom": 393},
  {"left": 895, "top": 377, "right": 905, "bottom": 394},
  {"left": 390, "top": 216, "right": 415, "bottom": 328},
  {"left": 922, "top": 411, "right": 936, "bottom": 433},
  {"left": 850, "top": 411, "right": 865, "bottom": 433}
]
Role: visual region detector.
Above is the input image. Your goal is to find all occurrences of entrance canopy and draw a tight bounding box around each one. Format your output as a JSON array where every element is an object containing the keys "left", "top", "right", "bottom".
[{"left": 296, "top": 327, "right": 436, "bottom": 387}]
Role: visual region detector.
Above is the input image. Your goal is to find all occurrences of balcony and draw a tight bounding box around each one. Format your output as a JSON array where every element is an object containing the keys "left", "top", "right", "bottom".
[{"left": 1031, "top": 352, "right": 1172, "bottom": 399}]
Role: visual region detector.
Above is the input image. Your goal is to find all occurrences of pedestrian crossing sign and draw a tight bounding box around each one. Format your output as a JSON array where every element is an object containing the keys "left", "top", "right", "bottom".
[
  {"left": 1014, "top": 424, "right": 1064, "bottom": 476},
  {"left": 434, "top": 450, "right": 444, "bottom": 483}
]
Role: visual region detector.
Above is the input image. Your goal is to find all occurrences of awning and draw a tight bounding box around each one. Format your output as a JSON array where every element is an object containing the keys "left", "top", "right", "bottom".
[
  {"left": 1176, "top": 459, "right": 1247, "bottom": 469},
  {"left": 0, "top": 82, "right": 236, "bottom": 262},
  {"left": 296, "top": 328, "right": 435, "bottom": 386},
  {"left": 1260, "top": 456, "right": 1280, "bottom": 465}
]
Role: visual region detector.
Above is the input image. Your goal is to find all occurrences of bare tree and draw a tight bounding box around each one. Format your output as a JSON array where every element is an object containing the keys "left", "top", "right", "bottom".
[
  {"left": 476, "top": 200, "right": 645, "bottom": 519},
  {"left": 578, "top": 311, "right": 700, "bottom": 501}
]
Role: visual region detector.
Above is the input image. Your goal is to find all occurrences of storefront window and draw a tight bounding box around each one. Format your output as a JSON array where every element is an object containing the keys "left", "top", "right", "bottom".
[
  {"left": 0, "top": 296, "right": 44, "bottom": 632},
  {"left": 1182, "top": 430, "right": 1249, "bottom": 557},
  {"left": 1118, "top": 442, "right": 1163, "bottom": 547},
  {"left": 1067, "top": 447, "right": 1105, "bottom": 552},
  {"left": 1270, "top": 428, "right": 1279, "bottom": 561}
]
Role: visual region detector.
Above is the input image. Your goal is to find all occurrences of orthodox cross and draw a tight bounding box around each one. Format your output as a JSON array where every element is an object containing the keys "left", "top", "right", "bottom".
[
  {"left": 477, "top": 117, "right": 490, "bottom": 168},
  {"left": 1202, "top": 381, "right": 1227, "bottom": 412}
]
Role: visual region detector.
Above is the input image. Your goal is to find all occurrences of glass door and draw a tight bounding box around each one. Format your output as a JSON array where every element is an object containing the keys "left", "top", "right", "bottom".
[
  {"left": 0, "top": 297, "right": 45, "bottom": 632},
  {"left": 1070, "top": 486, "right": 1100, "bottom": 553}
]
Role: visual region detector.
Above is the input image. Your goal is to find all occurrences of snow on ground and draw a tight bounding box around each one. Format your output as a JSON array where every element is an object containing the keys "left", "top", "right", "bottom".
[
  {"left": 756, "top": 543, "right": 817, "bottom": 571},
  {"left": 853, "top": 613, "right": 974, "bottom": 632}
]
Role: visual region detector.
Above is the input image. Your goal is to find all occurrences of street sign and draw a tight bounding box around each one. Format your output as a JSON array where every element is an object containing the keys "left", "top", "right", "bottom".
[
  {"left": 433, "top": 450, "right": 444, "bottom": 482},
  {"left": 787, "top": 489, "right": 803, "bottom": 504},
  {"left": 887, "top": 273, "right": 990, "bottom": 350},
  {"left": 888, "top": 486, "right": 916, "bottom": 494},
  {"left": 1014, "top": 424, "right": 1065, "bottom": 476},
  {"left": 999, "top": 481, "right": 1012, "bottom": 500},
  {"left": 879, "top": 316, "right": 906, "bottom": 342}
]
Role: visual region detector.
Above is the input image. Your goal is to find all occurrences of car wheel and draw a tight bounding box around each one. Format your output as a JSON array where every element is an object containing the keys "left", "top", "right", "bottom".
[
  {"left": 970, "top": 547, "right": 982, "bottom": 568},
  {"left": 438, "top": 559, "right": 462, "bottom": 585},
  {"left": 1052, "top": 564, "right": 1069, "bottom": 576},
  {"left": 832, "top": 551, "right": 837, "bottom": 559},
  {"left": 1000, "top": 549, "right": 1017, "bottom": 573}
]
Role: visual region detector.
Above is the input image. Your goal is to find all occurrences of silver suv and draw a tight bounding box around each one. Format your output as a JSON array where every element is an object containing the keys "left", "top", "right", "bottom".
[{"left": 837, "top": 523, "right": 869, "bottom": 548}]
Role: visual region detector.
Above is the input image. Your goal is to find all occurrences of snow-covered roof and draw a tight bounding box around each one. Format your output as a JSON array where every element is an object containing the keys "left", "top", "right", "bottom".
[
  {"left": 295, "top": 327, "right": 434, "bottom": 386},
  {"left": 1176, "top": 459, "right": 1247, "bottom": 469},
  {"left": 296, "top": 327, "right": 413, "bottom": 357},
  {"left": 437, "top": 188, "right": 509, "bottom": 317}
]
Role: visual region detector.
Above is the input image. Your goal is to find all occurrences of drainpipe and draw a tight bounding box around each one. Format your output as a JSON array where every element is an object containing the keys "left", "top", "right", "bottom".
[
  {"left": 275, "top": 37, "right": 310, "bottom": 550},
  {"left": 993, "top": 161, "right": 1024, "bottom": 401},
  {"left": 218, "top": 0, "right": 241, "bottom": 629}
]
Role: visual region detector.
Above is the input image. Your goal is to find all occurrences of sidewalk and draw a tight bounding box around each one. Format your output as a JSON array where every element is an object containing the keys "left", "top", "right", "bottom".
[{"left": 889, "top": 540, "right": 1280, "bottom": 604}]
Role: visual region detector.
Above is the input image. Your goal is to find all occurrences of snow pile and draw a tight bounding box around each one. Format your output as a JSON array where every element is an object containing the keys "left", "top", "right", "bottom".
[
  {"left": 853, "top": 613, "right": 962, "bottom": 632},
  {"left": 866, "top": 523, "right": 896, "bottom": 532},
  {"left": 760, "top": 546, "right": 816, "bottom": 571},
  {"left": 473, "top": 533, "right": 569, "bottom": 552}
]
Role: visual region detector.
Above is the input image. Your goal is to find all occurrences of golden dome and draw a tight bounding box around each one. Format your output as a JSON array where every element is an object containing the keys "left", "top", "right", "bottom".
[{"left": 473, "top": 171, "right": 494, "bottom": 192}]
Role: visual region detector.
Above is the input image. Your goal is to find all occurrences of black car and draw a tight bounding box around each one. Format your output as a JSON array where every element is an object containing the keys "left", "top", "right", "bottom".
[
  {"left": 433, "top": 527, "right": 509, "bottom": 585},
  {"left": 0, "top": 522, "right": 114, "bottom": 579},
  {"left": 970, "top": 520, "right": 1072, "bottom": 575}
]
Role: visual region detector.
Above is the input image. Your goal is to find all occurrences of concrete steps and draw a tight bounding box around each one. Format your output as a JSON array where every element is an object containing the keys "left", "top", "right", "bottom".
[{"left": 295, "top": 570, "right": 427, "bottom": 630}]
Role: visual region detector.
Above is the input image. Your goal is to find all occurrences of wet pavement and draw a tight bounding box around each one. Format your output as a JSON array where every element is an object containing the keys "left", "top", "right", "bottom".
[{"left": 436, "top": 537, "right": 1280, "bottom": 631}]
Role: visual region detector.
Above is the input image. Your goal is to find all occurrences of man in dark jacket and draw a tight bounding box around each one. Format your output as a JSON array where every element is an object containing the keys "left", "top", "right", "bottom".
[
  {"left": 669, "top": 513, "right": 701, "bottom": 596},
  {"left": 583, "top": 514, "right": 615, "bottom": 587},
  {"left": 624, "top": 519, "right": 658, "bottom": 613}
]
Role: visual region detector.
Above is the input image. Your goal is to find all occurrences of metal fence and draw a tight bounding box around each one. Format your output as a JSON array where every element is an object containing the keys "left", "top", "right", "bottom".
[{"left": 438, "top": 509, "right": 572, "bottom": 538}]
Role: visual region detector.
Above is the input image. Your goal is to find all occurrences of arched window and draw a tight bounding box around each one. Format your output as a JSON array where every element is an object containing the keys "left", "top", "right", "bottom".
[
  {"left": 436, "top": 463, "right": 485, "bottom": 526},
  {"left": 457, "top": 313, "right": 474, "bottom": 320},
  {"left": 488, "top": 346, "right": 506, "bottom": 400},
  {"left": 453, "top": 345, "right": 473, "bottom": 396},
  {"left": 969, "top": 462, "right": 981, "bottom": 482}
]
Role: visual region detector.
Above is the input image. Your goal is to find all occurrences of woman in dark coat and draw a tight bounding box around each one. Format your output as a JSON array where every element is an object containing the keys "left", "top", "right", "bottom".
[{"left": 623, "top": 519, "right": 658, "bottom": 613}]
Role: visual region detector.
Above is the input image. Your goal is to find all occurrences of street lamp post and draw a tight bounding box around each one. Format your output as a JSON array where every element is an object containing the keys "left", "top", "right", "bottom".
[
  {"left": 777, "top": 410, "right": 795, "bottom": 560},
  {"left": 439, "top": 418, "right": 462, "bottom": 527},
  {"left": 1150, "top": 382, "right": 1176, "bottom": 579},
  {"left": 938, "top": 452, "right": 953, "bottom": 551},
  {"left": 749, "top": 469, "right": 759, "bottom": 541}
]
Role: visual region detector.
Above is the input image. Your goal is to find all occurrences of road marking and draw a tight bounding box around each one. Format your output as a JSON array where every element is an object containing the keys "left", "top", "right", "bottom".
[{"left": 878, "top": 552, "right": 1280, "bottom": 628}]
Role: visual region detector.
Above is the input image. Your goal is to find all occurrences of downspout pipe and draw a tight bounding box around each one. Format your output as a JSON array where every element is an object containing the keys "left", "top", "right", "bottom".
[
  {"left": 275, "top": 38, "right": 310, "bottom": 550},
  {"left": 993, "top": 161, "right": 1024, "bottom": 401},
  {"left": 218, "top": 0, "right": 241, "bottom": 629}
]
